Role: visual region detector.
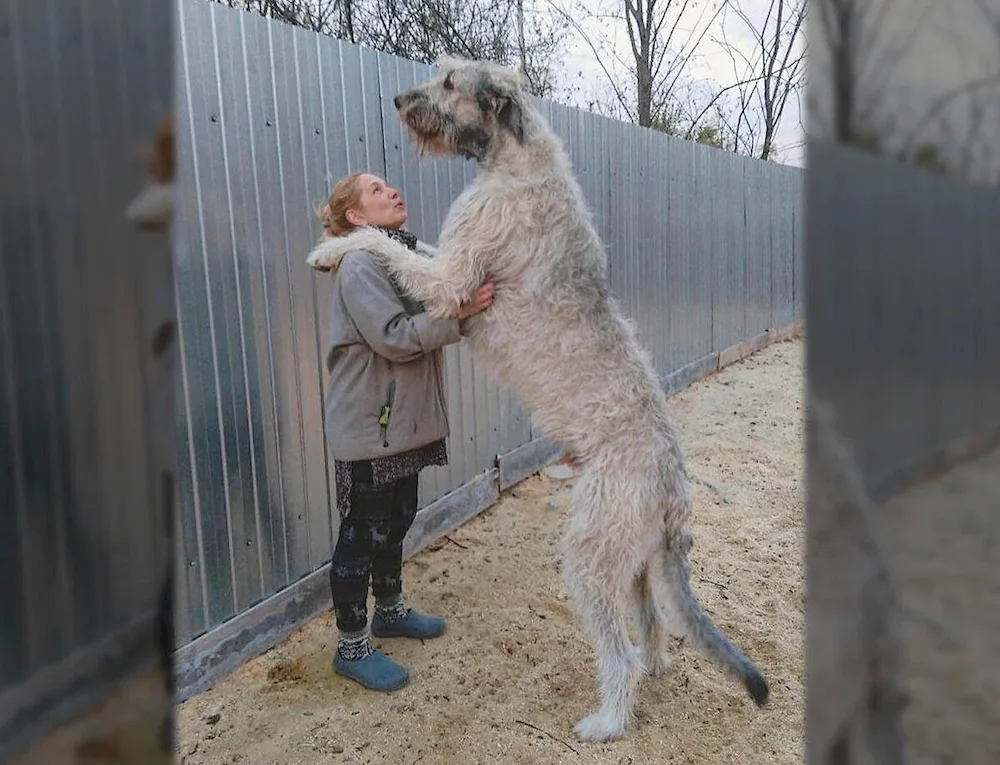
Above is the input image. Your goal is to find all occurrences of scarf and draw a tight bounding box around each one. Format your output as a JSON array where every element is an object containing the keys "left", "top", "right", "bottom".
[{"left": 380, "top": 226, "right": 419, "bottom": 251}]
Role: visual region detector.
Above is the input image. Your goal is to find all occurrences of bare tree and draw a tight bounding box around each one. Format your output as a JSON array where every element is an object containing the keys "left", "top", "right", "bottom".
[
  {"left": 517, "top": 0, "right": 528, "bottom": 76},
  {"left": 216, "top": 0, "right": 344, "bottom": 34},
  {"left": 711, "top": 0, "right": 805, "bottom": 159},
  {"left": 632, "top": 0, "right": 729, "bottom": 128},
  {"left": 549, "top": 0, "right": 727, "bottom": 128},
  {"left": 809, "top": 0, "right": 938, "bottom": 150},
  {"left": 210, "top": 0, "right": 569, "bottom": 98}
]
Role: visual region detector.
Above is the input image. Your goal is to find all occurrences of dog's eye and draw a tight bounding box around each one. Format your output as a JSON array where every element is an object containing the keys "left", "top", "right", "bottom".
[{"left": 443, "top": 72, "right": 454, "bottom": 90}]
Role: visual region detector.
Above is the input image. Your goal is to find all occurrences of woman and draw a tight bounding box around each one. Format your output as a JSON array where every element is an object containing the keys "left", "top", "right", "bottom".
[{"left": 308, "top": 171, "right": 495, "bottom": 692}]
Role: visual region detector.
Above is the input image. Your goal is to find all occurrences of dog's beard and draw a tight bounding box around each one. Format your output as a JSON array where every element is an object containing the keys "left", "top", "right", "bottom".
[
  {"left": 404, "top": 125, "right": 444, "bottom": 160},
  {"left": 398, "top": 104, "right": 453, "bottom": 160}
]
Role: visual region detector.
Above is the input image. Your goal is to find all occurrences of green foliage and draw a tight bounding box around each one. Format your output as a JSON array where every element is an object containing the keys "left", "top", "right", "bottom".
[
  {"left": 694, "top": 124, "right": 724, "bottom": 148},
  {"left": 908, "top": 144, "right": 949, "bottom": 175},
  {"left": 649, "top": 112, "right": 682, "bottom": 137}
]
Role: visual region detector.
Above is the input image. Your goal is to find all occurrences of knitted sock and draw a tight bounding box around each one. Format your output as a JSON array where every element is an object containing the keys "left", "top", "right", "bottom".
[
  {"left": 374, "top": 593, "right": 408, "bottom": 624},
  {"left": 337, "top": 627, "right": 375, "bottom": 662}
]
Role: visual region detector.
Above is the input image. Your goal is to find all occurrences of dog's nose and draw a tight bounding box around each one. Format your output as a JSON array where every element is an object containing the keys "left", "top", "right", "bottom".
[{"left": 393, "top": 94, "right": 404, "bottom": 109}]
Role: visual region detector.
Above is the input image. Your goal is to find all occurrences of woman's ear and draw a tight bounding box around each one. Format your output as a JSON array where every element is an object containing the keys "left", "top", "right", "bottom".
[{"left": 345, "top": 208, "right": 363, "bottom": 227}]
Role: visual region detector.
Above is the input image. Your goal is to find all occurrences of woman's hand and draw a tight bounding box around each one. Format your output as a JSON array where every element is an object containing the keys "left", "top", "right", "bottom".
[{"left": 456, "top": 281, "right": 496, "bottom": 320}]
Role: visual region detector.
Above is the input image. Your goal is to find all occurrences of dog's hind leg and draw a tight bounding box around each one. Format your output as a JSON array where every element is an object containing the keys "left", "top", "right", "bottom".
[
  {"left": 636, "top": 552, "right": 679, "bottom": 677},
  {"left": 562, "top": 472, "right": 655, "bottom": 744},
  {"left": 564, "top": 548, "right": 644, "bottom": 743}
]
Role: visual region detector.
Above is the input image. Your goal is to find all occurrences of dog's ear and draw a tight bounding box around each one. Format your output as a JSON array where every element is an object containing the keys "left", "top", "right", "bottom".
[
  {"left": 496, "top": 96, "right": 524, "bottom": 143},
  {"left": 475, "top": 74, "right": 525, "bottom": 143}
]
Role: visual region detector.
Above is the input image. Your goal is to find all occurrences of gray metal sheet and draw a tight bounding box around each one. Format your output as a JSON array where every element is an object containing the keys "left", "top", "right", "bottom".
[
  {"left": 622, "top": 123, "right": 638, "bottom": 333},
  {"left": 690, "top": 143, "right": 713, "bottom": 359},
  {"left": 174, "top": 19, "right": 209, "bottom": 645},
  {"left": 338, "top": 40, "right": 382, "bottom": 175},
  {"left": 771, "top": 168, "right": 795, "bottom": 327},
  {"left": 712, "top": 150, "right": 745, "bottom": 350},
  {"left": 793, "top": 172, "right": 804, "bottom": 321},
  {"left": 665, "top": 136, "right": 689, "bottom": 371},
  {"left": 178, "top": 0, "right": 239, "bottom": 633},
  {"left": 260, "top": 18, "right": 313, "bottom": 585},
  {"left": 290, "top": 24, "right": 335, "bottom": 575},
  {"left": 653, "top": 133, "right": 668, "bottom": 370},
  {"left": 234, "top": 7, "right": 293, "bottom": 609},
  {"left": 605, "top": 118, "right": 626, "bottom": 299},
  {"left": 745, "top": 158, "right": 771, "bottom": 336},
  {"left": 207, "top": 0, "right": 266, "bottom": 619},
  {"left": 635, "top": 127, "right": 653, "bottom": 366}
]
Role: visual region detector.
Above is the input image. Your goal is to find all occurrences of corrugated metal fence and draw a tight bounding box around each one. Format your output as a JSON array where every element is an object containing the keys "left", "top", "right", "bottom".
[
  {"left": 173, "top": 0, "right": 804, "bottom": 658},
  {"left": 808, "top": 141, "right": 1000, "bottom": 497},
  {"left": 0, "top": 0, "right": 175, "bottom": 756}
]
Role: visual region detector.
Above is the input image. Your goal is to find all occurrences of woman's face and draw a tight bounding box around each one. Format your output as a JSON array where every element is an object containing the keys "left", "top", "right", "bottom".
[{"left": 347, "top": 174, "right": 407, "bottom": 230}]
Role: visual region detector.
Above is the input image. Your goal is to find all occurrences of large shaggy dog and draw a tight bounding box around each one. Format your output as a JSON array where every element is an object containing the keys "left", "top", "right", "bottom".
[{"left": 308, "top": 57, "right": 769, "bottom": 742}]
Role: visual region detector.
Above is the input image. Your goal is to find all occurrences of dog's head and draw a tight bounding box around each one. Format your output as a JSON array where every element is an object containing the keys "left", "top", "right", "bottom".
[{"left": 393, "top": 57, "right": 527, "bottom": 162}]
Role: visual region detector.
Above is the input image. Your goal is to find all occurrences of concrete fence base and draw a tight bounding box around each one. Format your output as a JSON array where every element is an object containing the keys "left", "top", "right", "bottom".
[{"left": 172, "top": 318, "right": 805, "bottom": 702}]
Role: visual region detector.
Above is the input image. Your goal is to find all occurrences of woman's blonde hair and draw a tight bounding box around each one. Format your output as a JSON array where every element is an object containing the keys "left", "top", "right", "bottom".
[{"left": 315, "top": 171, "right": 364, "bottom": 237}]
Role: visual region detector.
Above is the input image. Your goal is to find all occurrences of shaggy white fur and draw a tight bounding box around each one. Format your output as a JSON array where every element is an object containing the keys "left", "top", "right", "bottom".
[{"left": 309, "top": 57, "right": 770, "bottom": 742}]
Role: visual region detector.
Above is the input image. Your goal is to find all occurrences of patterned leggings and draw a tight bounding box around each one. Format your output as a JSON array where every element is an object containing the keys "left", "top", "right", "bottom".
[{"left": 329, "top": 467, "right": 419, "bottom": 633}]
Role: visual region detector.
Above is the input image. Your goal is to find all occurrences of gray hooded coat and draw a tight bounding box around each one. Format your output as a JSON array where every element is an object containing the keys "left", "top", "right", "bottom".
[{"left": 307, "top": 226, "right": 465, "bottom": 463}]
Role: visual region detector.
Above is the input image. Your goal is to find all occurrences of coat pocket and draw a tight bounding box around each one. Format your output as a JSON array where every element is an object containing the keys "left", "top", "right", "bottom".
[{"left": 378, "top": 378, "right": 396, "bottom": 448}]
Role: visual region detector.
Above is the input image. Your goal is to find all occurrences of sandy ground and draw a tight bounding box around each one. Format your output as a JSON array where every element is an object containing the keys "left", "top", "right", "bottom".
[
  {"left": 881, "top": 445, "right": 1000, "bottom": 763},
  {"left": 174, "top": 339, "right": 805, "bottom": 765}
]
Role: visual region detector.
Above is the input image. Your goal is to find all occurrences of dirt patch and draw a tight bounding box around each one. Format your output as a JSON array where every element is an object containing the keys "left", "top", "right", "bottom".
[
  {"left": 176, "top": 339, "right": 805, "bottom": 765},
  {"left": 265, "top": 658, "right": 309, "bottom": 688}
]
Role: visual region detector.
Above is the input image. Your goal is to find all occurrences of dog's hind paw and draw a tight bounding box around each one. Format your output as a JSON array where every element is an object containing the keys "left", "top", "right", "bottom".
[
  {"left": 641, "top": 650, "right": 673, "bottom": 677},
  {"left": 573, "top": 711, "right": 628, "bottom": 743}
]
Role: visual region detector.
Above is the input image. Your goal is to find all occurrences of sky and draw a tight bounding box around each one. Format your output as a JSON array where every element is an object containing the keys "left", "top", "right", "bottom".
[{"left": 542, "top": 0, "right": 807, "bottom": 167}]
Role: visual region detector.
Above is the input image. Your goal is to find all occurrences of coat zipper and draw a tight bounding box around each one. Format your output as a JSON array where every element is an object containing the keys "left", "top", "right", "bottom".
[{"left": 378, "top": 379, "right": 396, "bottom": 448}]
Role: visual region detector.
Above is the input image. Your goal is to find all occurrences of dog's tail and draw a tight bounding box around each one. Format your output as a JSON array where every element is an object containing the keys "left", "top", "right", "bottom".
[{"left": 666, "top": 551, "right": 770, "bottom": 708}]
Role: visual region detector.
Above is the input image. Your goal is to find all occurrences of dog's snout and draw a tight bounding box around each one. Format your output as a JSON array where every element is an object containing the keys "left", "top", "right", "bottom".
[{"left": 394, "top": 91, "right": 424, "bottom": 110}]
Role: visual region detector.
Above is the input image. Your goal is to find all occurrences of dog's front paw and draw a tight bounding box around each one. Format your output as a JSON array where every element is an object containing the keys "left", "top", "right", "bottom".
[
  {"left": 306, "top": 250, "right": 335, "bottom": 272},
  {"left": 573, "top": 711, "right": 628, "bottom": 743}
]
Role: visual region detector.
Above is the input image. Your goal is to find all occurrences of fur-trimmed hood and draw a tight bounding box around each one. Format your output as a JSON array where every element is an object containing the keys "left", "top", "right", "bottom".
[{"left": 306, "top": 225, "right": 439, "bottom": 273}]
